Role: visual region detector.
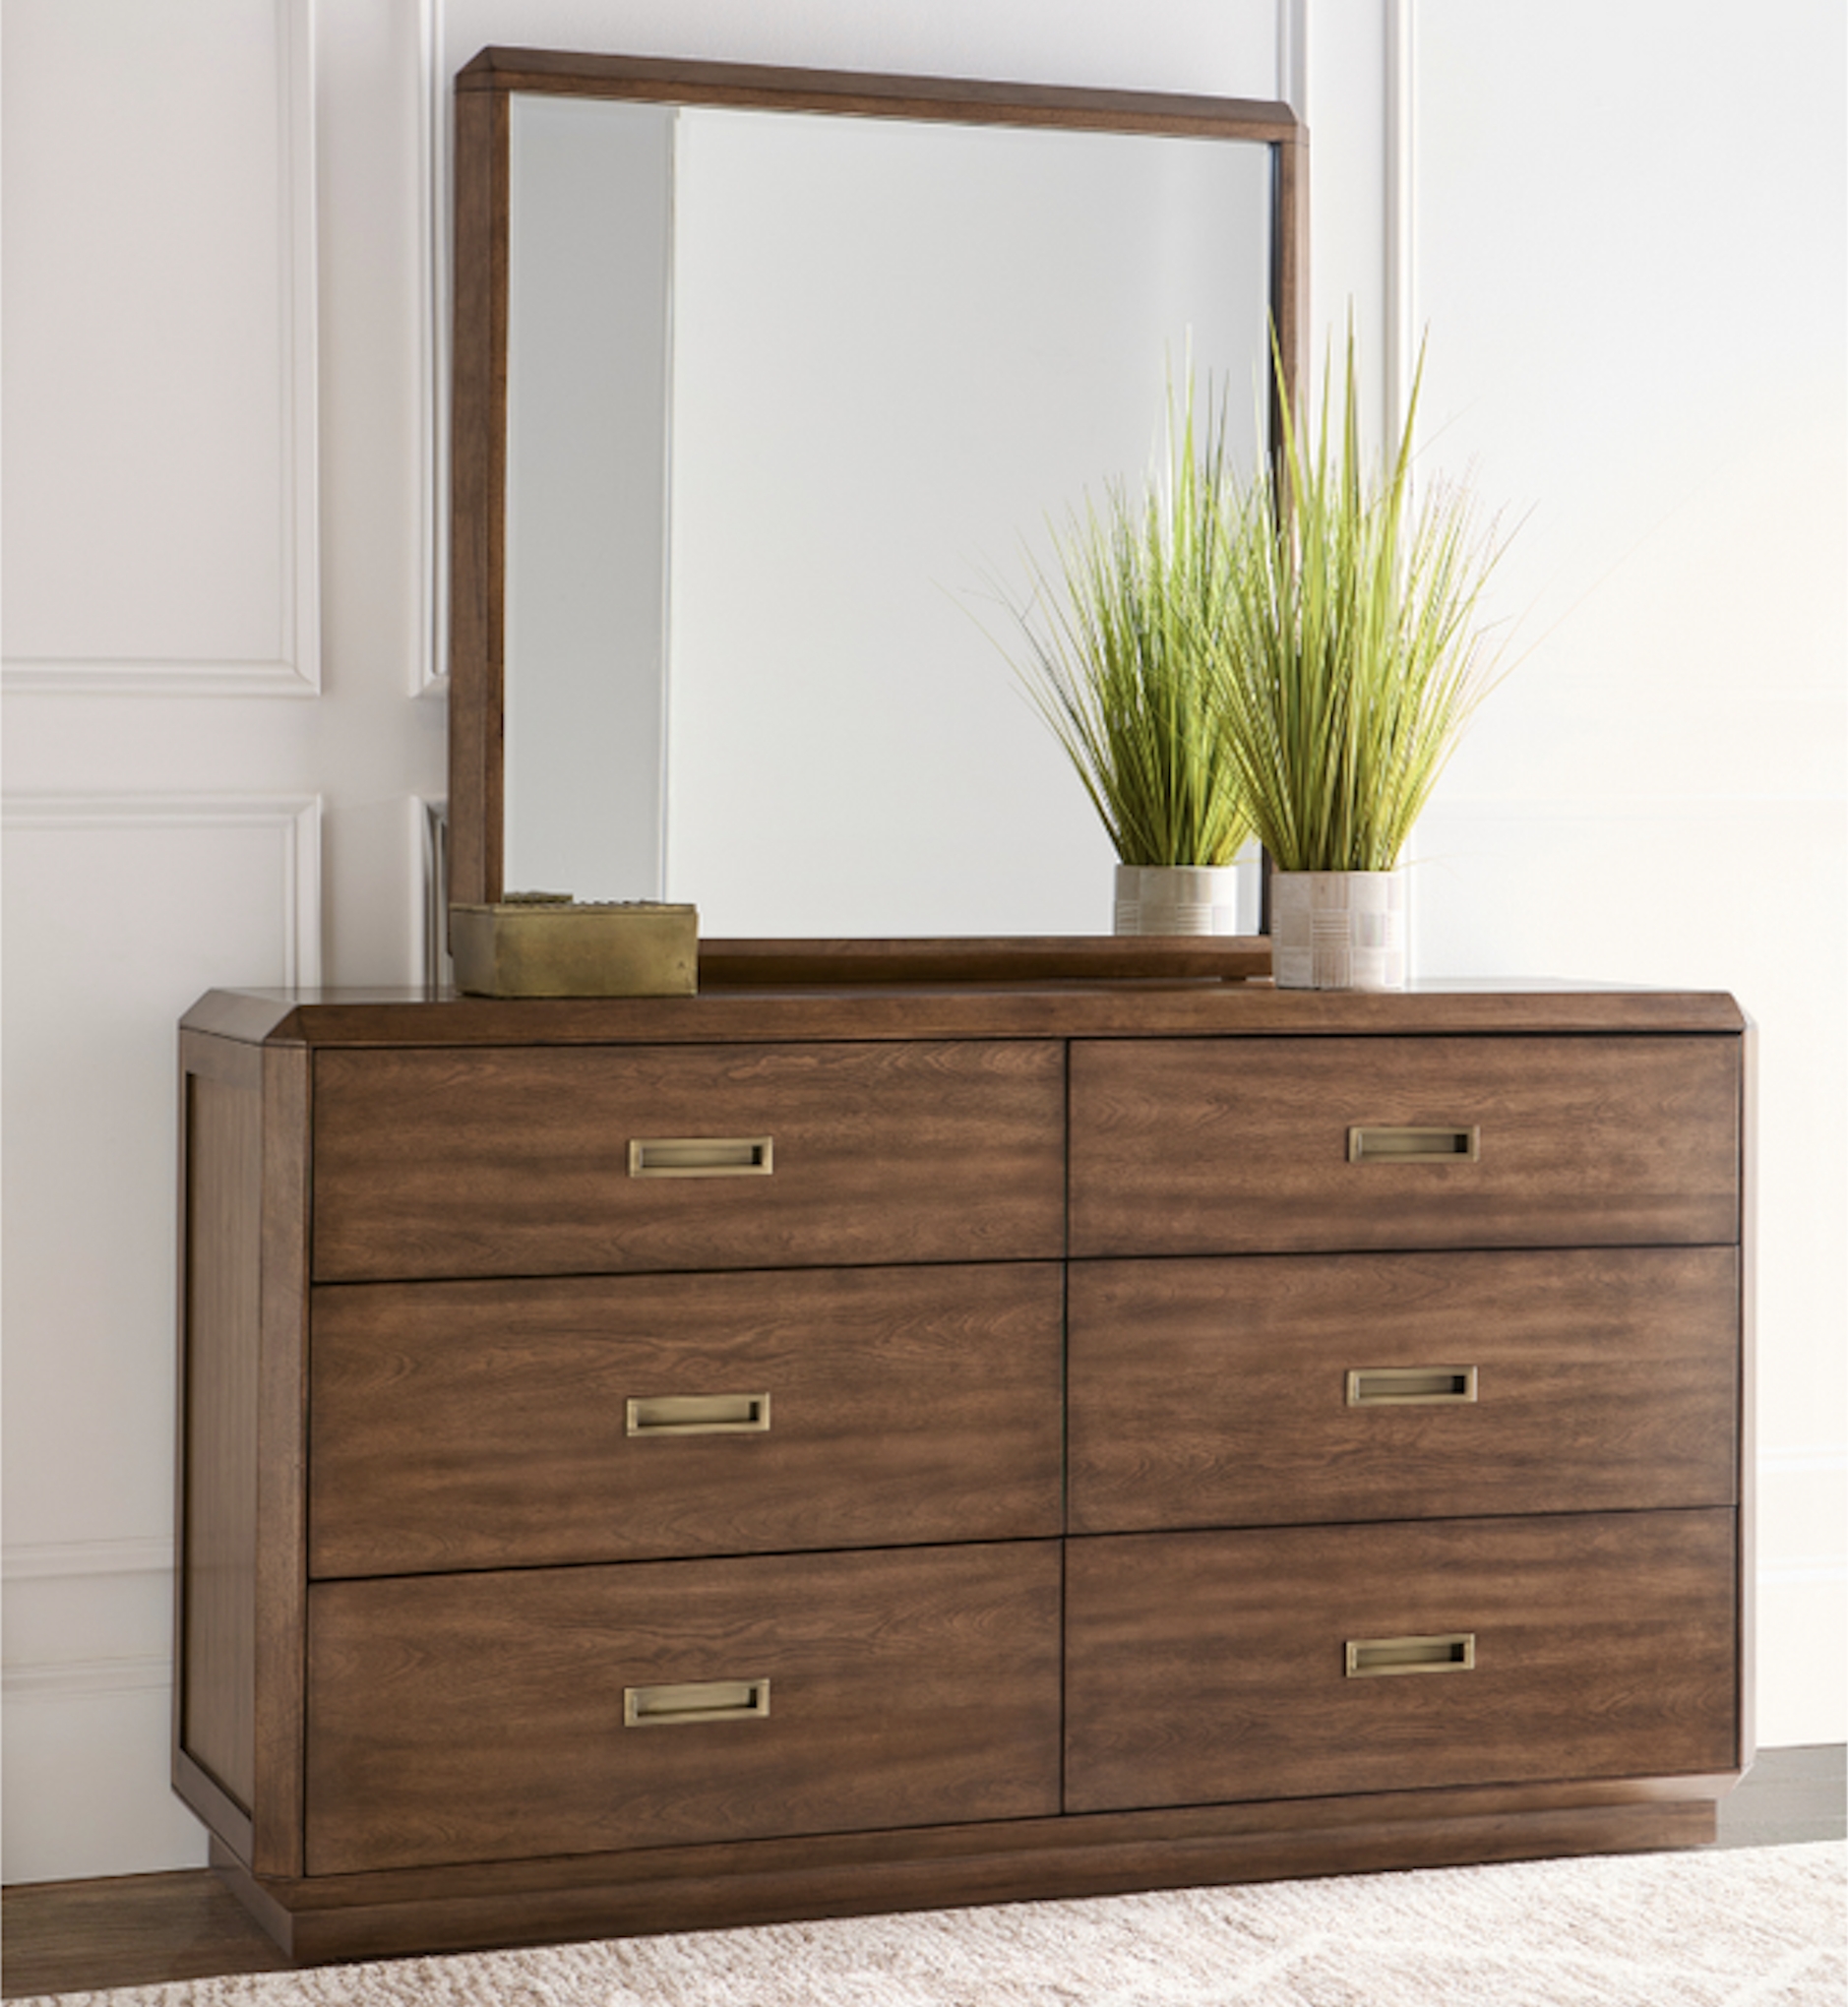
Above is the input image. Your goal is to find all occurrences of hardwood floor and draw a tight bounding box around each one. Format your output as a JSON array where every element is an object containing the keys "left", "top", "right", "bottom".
[{"left": 4, "top": 1746, "right": 1841, "bottom": 1999}]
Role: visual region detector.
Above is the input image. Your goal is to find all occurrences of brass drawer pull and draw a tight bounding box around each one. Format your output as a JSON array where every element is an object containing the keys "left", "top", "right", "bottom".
[
  {"left": 629, "top": 1136, "right": 773, "bottom": 1178},
  {"left": 1347, "top": 1125, "right": 1480, "bottom": 1163},
  {"left": 624, "top": 1678, "right": 771, "bottom": 1727},
  {"left": 1346, "top": 1367, "right": 1478, "bottom": 1407},
  {"left": 1345, "top": 1632, "right": 1476, "bottom": 1677},
  {"left": 626, "top": 1392, "right": 771, "bottom": 1436}
]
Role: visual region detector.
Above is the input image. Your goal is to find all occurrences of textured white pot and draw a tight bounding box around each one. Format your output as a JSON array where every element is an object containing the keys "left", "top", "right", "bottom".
[
  {"left": 1113, "top": 862, "right": 1255, "bottom": 937},
  {"left": 1270, "top": 870, "right": 1407, "bottom": 989}
]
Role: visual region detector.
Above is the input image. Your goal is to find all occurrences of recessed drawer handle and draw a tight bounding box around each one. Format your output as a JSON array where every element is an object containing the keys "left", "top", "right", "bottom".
[
  {"left": 1346, "top": 1367, "right": 1478, "bottom": 1406},
  {"left": 1347, "top": 1125, "right": 1480, "bottom": 1163},
  {"left": 624, "top": 1678, "right": 771, "bottom": 1727},
  {"left": 1345, "top": 1632, "right": 1476, "bottom": 1677},
  {"left": 626, "top": 1392, "right": 771, "bottom": 1436},
  {"left": 628, "top": 1136, "right": 773, "bottom": 1178}
]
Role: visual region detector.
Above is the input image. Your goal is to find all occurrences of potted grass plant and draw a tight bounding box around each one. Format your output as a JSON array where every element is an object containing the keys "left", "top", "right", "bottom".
[
  {"left": 994, "top": 388, "right": 1257, "bottom": 935},
  {"left": 1213, "top": 333, "right": 1511, "bottom": 987}
]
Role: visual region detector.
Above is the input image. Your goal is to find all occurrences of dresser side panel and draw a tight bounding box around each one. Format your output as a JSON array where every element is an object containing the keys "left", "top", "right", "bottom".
[
  {"left": 253, "top": 1042, "right": 311, "bottom": 1873},
  {"left": 176, "top": 1035, "right": 265, "bottom": 1814}
]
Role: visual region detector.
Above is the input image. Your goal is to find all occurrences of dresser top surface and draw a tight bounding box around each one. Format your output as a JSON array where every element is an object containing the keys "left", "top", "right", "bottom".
[{"left": 182, "top": 977, "right": 1748, "bottom": 1048}]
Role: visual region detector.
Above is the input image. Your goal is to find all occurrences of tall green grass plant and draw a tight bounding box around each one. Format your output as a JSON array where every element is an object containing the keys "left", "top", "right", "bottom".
[
  {"left": 993, "top": 389, "right": 1254, "bottom": 869},
  {"left": 1213, "top": 334, "right": 1511, "bottom": 873}
]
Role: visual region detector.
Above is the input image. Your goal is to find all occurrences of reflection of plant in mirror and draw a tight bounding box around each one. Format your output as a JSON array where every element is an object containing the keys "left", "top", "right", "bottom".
[
  {"left": 990, "top": 385, "right": 1255, "bottom": 869},
  {"left": 1214, "top": 332, "right": 1513, "bottom": 873}
]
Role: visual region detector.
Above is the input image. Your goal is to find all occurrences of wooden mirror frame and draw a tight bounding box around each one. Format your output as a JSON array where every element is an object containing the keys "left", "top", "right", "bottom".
[{"left": 446, "top": 47, "right": 1308, "bottom": 914}]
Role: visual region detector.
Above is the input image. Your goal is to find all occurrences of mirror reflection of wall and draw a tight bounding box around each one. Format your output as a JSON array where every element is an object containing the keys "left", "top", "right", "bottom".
[{"left": 504, "top": 96, "right": 1271, "bottom": 934}]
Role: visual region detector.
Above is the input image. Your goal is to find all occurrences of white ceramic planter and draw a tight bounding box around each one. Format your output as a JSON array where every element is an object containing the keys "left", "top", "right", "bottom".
[
  {"left": 1113, "top": 862, "right": 1255, "bottom": 937},
  {"left": 1270, "top": 870, "right": 1407, "bottom": 989}
]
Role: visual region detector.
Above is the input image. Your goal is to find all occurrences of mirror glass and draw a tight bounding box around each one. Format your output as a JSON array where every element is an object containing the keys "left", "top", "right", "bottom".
[{"left": 503, "top": 95, "right": 1273, "bottom": 936}]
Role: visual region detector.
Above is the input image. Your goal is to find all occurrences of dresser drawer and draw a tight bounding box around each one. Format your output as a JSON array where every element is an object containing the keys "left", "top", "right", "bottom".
[
  {"left": 1070, "top": 1035, "right": 1740, "bottom": 1254},
  {"left": 1065, "top": 1510, "right": 1736, "bottom": 1814},
  {"left": 309, "top": 1262, "right": 1064, "bottom": 1576},
  {"left": 311, "top": 1041, "right": 1065, "bottom": 1281},
  {"left": 305, "top": 1542, "right": 1062, "bottom": 1873},
  {"left": 1068, "top": 1247, "right": 1738, "bottom": 1534}
]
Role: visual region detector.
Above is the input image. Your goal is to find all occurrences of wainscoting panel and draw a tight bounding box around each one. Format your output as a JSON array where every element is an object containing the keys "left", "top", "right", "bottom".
[
  {"left": 0, "top": 795, "right": 321, "bottom": 1882},
  {"left": 1, "top": 0, "right": 318, "bottom": 693}
]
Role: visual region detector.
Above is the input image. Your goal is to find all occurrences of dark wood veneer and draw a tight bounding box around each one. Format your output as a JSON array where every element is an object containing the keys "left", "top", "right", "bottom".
[
  {"left": 304, "top": 1542, "right": 1062, "bottom": 1874},
  {"left": 1065, "top": 1510, "right": 1738, "bottom": 1813},
  {"left": 308, "top": 1262, "right": 1064, "bottom": 1577},
  {"left": 177, "top": 1042, "right": 263, "bottom": 1813},
  {"left": 180, "top": 981, "right": 1750, "bottom": 1049},
  {"left": 1071, "top": 1033, "right": 1740, "bottom": 1254},
  {"left": 444, "top": 54, "right": 1305, "bottom": 909},
  {"left": 1068, "top": 1246, "right": 1739, "bottom": 1532},
  {"left": 310, "top": 1039, "right": 1065, "bottom": 1282},
  {"left": 173, "top": 981, "right": 1748, "bottom": 1961}
]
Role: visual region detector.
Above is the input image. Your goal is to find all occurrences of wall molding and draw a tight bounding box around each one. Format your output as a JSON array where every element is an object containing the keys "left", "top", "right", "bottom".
[
  {"left": 1275, "top": 0, "right": 1306, "bottom": 111},
  {"left": 1758, "top": 1446, "right": 1848, "bottom": 1476},
  {"left": 1, "top": 1539, "right": 172, "bottom": 1582},
  {"left": 421, "top": 0, "right": 450, "bottom": 696},
  {"left": 3, "top": 1657, "right": 172, "bottom": 1701},
  {"left": 1, "top": 0, "right": 320, "bottom": 699},
  {"left": 0, "top": 793, "right": 324, "bottom": 987}
]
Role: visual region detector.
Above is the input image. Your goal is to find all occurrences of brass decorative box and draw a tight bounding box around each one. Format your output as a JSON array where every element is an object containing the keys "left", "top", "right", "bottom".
[{"left": 450, "top": 898, "right": 698, "bottom": 998}]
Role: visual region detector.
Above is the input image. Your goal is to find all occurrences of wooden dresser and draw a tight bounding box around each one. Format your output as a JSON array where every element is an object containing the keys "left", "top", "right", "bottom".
[{"left": 174, "top": 979, "right": 1750, "bottom": 1962}]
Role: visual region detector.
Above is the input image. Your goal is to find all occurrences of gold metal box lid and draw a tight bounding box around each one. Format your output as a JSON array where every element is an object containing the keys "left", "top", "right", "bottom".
[{"left": 449, "top": 898, "right": 698, "bottom": 998}]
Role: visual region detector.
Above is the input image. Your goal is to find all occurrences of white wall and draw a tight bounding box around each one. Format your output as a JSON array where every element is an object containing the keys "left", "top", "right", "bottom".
[
  {"left": 2, "top": 0, "right": 1840, "bottom": 1883},
  {"left": 1396, "top": 0, "right": 1848, "bottom": 1744}
]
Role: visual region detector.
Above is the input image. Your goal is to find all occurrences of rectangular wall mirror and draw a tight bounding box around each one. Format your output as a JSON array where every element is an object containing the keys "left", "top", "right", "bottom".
[{"left": 449, "top": 49, "right": 1305, "bottom": 938}]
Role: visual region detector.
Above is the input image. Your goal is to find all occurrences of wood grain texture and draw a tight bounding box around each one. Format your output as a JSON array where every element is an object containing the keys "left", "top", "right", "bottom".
[
  {"left": 310, "top": 1040, "right": 1065, "bottom": 1281},
  {"left": 175, "top": 1039, "right": 263, "bottom": 1814},
  {"left": 0, "top": 1867, "right": 294, "bottom": 1996},
  {"left": 169, "top": 984, "right": 1749, "bottom": 1964},
  {"left": 1071, "top": 1034, "right": 1742, "bottom": 1255},
  {"left": 31, "top": 1756, "right": 1824, "bottom": 1988},
  {"left": 443, "top": 51, "right": 1299, "bottom": 912},
  {"left": 697, "top": 937, "right": 1268, "bottom": 987},
  {"left": 446, "top": 84, "right": 508, "bottom": 909},
  {"left": 308, "top": 1263, "right": 1063, "bottom": 1576},
  {"left": 1738, "top": 1015, "right": 1759, "bottom": 1772},
  {"left": 304, "top": 1543, "right": 1061, "bottom": 1874},
  {"left": 454, "top": 47, "right": 1302, "bottom": 142},
  {"left": 236, "top": 1766, "right": 1743, "bottom": 1915},
  {"left": 230, "top": 1806, "right": 1717, "bottom": 1959},
  {"left": 1065, "top": 1509, "right": 1738, "bottom": 1814},
  {"left": 180, "top": 984, "right": 1752, "bottom": 1051},
  {"left": 252, "top": 1043, "right": 310, "bottom": 1877},
  {"left": 1068, "top": 1247, "right": 1739, "bottom": 1533}
]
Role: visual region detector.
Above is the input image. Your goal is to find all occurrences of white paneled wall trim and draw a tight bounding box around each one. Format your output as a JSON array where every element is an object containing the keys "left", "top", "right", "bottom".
[
  {"left": 4, "top": 1659, "right": 173, "bottom": 1701},
  {"left": 1, "top": 0, "right": 319, "bottom": 696},
  {"left": 419, "top": 0, "right": 446, "bottom": 694},
  {"left": 0, "top": 794, "right": 324, "bottom": 987},
  {"left": 2, "top": 1539, "right": 171, "bottom": 1581},
  {"left": 1276, "top": 0, "right": 1306, "bottom": 109}
]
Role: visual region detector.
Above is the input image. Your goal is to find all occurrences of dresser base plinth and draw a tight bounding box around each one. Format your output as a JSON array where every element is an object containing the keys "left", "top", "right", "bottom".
[{"left": 209, "top": 1783, "right": 1728, "bottom": 1966}]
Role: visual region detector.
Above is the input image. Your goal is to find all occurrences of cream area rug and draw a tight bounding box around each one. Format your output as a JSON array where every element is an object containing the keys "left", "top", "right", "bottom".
[{"left": 28, "top": 1842, "right": 1846, "bottom": 2007}]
